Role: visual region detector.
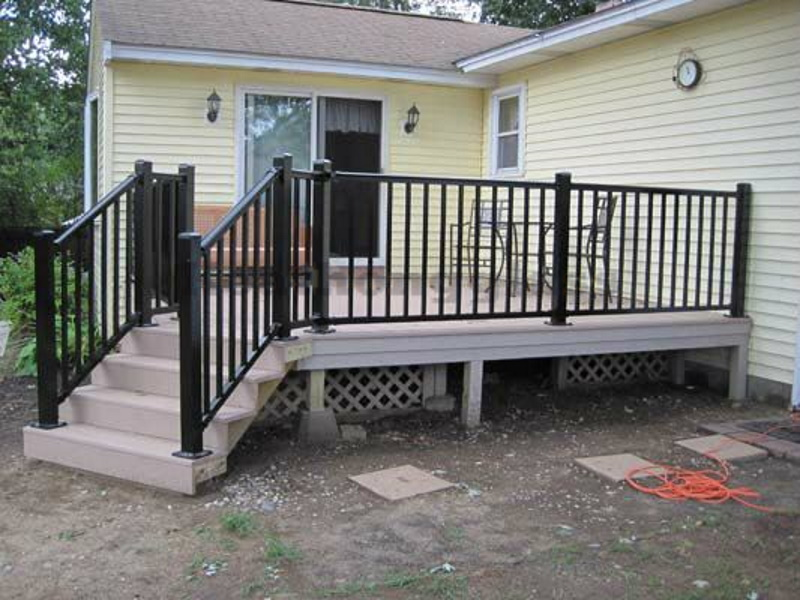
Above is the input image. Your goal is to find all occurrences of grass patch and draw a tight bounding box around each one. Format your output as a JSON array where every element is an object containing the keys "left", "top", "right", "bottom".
[
  {"left": 264, "top": 534, "right": 302, "bottom": 564},
  {"left": 319, "top": 570, "right": 469, "bottom": 599},
  {"left": 57, "top": 529, "right": 84, "bottom": 542},
  {"left": 549, "top": 543, "right": 583, "bottom": 566},
  {"left": 220, "top": 511, "right": 258, "bottom": 537}
]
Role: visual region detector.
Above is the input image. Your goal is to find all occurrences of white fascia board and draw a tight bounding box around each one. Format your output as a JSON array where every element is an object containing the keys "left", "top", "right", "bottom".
[
  {"left": 456, "top": 0, "right": 752, "bottom": 73},
  {"left": 108, "top": 43, "right": 497, "bottom": 88}
]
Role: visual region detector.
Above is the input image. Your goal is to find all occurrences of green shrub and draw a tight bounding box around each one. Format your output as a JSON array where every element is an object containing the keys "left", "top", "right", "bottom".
[{"left": 0, "top": 247, "right": 94, "bottom": 376}]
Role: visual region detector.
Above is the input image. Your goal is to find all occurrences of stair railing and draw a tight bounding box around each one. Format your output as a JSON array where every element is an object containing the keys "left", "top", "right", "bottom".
[{"left": 32, "top": 161, "right": 194, "bottom": 429}]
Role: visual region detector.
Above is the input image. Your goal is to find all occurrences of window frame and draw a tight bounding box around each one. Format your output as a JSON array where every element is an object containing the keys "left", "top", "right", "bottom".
[{"left": 490, "top": 84, "right": 525, "bottom": 177}]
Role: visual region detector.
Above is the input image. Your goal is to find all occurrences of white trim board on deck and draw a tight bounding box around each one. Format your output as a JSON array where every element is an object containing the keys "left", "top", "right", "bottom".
[{"left": 295, "top": 312, "right": 750, "bottom": 370}]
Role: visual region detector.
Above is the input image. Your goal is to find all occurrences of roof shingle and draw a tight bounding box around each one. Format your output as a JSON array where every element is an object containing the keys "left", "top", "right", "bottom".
[{"left": 95, "top": 0, "right": 533, "bottom": 72}]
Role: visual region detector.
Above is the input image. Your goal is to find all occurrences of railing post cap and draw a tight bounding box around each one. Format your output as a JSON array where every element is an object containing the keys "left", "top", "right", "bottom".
[
  {"left": 178, "top": 163, "right": 196, "bottom": 173},
  {"left": 555, "top": 172, "right": 572, "bottom": 182},
  {"left": 313, "top": 159, "right": 333, "bottom": 175},
  {"left": 273, "top": 153, "right": 293, "bottom": 167},
  {"left": 736, "top": 182, "right": 752, "bottom": 193},
  {"left": 34, "top": 229, "right": 56, "bottom": 239},
  {"left": 178, "top": 231, "right": 202, "bottom": 242},
  {"left": 135, "top": 159, "right": 153, "bottom": 173}
]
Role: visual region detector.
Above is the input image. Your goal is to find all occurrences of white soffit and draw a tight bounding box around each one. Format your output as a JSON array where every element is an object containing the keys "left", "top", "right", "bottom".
[{"left": 457, "top": 0, "right": 755, "bottom": 74}]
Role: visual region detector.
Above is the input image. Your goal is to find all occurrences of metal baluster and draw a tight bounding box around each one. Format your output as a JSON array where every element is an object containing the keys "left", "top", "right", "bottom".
[
  {"left": 421, "top": 183, "right": 429, "bottom": 316},
  {"left": 404, "top": 183, "right": 412, "bottom": 317},
  {"left": 617, "top": 191, "right": 626, "bottom": 310},
  {"left": 695, "top": 194, "right": 705, "bottom": 308},
  {"left": 438, "top": 184, "right": 446, "bottom": 317},
  {"left": 574, "top": 189, "right": 583, "bottom": 311},
  {"left": 670, "top": 194, "right": 680, "bottom": 308},
  {"left": 719, "top": 195, "right": 729, "bottom": 307},
  {"left": 707, "top": 195, "right": 717, "bottom": 307},
  {"left": 241, "top": 207, "right": 249, "bottom": 363},
  {"left": 385, "top": 182, "right": 393, "bottom": 319},
  {"left": 683, "top": 194, "right": 692, "bottom": 308},
  {"left": 631, "top": 192, "right": 640, "bottom": 311},
  {"left": 521, "top": 187, "right": 530, "bottom": 313}
]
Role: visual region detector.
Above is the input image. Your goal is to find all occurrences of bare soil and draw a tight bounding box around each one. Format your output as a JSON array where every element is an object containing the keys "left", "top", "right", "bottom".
[{"left": 1, "top": 366, "right": 799, "bottom": 600}]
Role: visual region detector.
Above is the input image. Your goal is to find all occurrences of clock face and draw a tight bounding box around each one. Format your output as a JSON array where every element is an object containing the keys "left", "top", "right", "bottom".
[{"left": 677, "top": 59, "right": 701, "bottom": 89}]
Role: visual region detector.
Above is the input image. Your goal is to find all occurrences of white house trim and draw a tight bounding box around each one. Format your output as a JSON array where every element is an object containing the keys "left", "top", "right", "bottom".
[
  {"left": 83, "top": 92, "right": 99, "bottom": 211},
  {"left": 456, "top": 0, "right": 754, "bottom": 73},
  {"left": 489, "top": 84, "right": 526, "bottom": 178},
  {"left": 793, "top": 303, "right": 800, "bottom": 409},
  {"left": 234, "top": 85, "right": 389, "bottom": 267},
  {"left": 107, "top": 43, "right": 497, "bottom": 88}
]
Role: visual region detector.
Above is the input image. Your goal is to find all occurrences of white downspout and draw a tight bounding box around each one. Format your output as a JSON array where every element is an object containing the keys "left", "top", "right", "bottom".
[{"left": 793, "top": 302, "right": 800, "bottom": 410}]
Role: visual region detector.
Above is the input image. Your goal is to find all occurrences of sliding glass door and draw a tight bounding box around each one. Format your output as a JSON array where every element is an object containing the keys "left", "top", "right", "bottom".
[{"left": 243, "top": 93, "right": 312, "bottom": 190}]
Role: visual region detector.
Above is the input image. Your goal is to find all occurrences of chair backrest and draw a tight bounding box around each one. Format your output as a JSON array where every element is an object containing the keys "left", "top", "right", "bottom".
[
  {"left": 586, "top": 194, "right": 618, "bottom": 252},
  {"left": 473, "top": 197, "right": 510, "bottom": 229}
]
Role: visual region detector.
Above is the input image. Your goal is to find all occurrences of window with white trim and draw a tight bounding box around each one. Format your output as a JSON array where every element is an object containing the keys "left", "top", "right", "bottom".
[{"left": 491, "top": 88, "right": 523, "bottom": 175}]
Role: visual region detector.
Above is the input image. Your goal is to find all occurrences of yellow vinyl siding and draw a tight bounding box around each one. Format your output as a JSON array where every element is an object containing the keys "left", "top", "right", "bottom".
[
  {"left": 109, "top": 63, "right": 484, "bottom": 202},
  {"left": 493, "top": 0, "right": 799, "bottom": 385},
  {"left": 108, "top": 63, "right": 484, "bottom": 272}
]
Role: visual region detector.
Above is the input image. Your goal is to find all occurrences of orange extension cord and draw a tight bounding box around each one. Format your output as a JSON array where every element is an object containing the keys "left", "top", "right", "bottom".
[{"left": 625, "top": 411, "right": 800, "bottom": 513}]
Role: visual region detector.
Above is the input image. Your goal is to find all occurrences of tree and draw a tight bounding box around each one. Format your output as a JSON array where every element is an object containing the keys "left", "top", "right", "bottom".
[
  {"left": 0, "top": 0, "right": 90, "bottom": 228},
  {"left": 480, "top": 0, "right": 598, "bottom": 29}
]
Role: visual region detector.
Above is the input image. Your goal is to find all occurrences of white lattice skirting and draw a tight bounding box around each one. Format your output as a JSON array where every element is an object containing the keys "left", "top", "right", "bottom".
[
  {"left": 565, "top": 352, "right": 670, "bottom": 386},
  {"left": 266, "top": 365, "right": 424, "bottom": 420}
]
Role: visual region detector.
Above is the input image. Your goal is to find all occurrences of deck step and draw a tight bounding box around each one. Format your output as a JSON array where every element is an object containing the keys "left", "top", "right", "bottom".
[
  {"left": 92, "top": 353, "right": 283, "bottom": 407},
  {"left": 121, "top": 323, "right": 312, "bottom": 368},
  {"left": 61, "top": 385, "right": 255, "bottom": 452},
  {"left": 23, "top": 423, "right": 226, "bottom": 494}
]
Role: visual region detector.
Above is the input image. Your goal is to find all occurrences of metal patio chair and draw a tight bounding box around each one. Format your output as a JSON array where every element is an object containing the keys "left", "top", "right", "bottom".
[{"left": 448, "top": 197, "right": 512, "bottom": 288}]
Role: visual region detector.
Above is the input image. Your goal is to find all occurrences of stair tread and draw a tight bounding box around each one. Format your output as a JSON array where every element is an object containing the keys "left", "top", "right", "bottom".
[
  {"left": 69, "top": 385, "right": 254, "bottom": 423},
  {"left": 26, "top": 423, "right": 220, "bottom": 464},
  {"left": 103, "top": 352, "right": 283, "bottom": 383}
]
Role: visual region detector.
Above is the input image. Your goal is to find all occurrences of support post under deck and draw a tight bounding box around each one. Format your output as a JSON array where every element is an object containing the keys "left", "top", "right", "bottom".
[
  {"left": 299, "top": 370, "right": 339, "bottom": 444},
  {"left": 728, "top": 343, "right": 749, "bottom": 402},
  {"left": 461, "top": 360, "right": 484, "bottom": 428}
]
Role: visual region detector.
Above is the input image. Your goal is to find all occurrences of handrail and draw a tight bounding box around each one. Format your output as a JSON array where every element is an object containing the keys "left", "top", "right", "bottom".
[
  {"left": 175, "top": 158, "right": 292, "bottom": 457},
  {"left": 334, "top": 170, "right": 556, "bottom": 188},
  {"left": 32, "top": 162, "right": 193, "bottom": 430},
  {"left": 202, "top": 168, "right": 279, "bottom": 249},
  {"left": 54, "top": 175, "right": 138, "bottom": 244}
]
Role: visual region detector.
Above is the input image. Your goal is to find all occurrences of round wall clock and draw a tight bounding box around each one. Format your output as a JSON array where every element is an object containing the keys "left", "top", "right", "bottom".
[{"left": 675, "top": 57, "right": 702, "bottom": 90}]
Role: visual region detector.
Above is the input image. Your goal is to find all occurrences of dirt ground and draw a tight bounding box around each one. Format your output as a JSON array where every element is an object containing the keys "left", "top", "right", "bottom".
[{"left": 1, "top": 363, "right": 799, "bottom": 600}]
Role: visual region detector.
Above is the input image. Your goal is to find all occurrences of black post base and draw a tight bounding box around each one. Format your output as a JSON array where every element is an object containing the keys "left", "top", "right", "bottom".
[
  {"left": 172, "top": 449, "right": 213, "bottom": 460},
  {"left": 545, "top": 319, "right": 572, "bottom": 327},
  {"left": 30, "top": 420, "right": 67, "bottom": 430},
  {"left": 306, "top": 315, "right": 335, "bottom": 335}
]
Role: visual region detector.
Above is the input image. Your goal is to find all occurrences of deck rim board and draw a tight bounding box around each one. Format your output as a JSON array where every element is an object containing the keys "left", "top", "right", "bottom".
[{"left": 295, "top": 312, "right": 750, "bottom": 369}]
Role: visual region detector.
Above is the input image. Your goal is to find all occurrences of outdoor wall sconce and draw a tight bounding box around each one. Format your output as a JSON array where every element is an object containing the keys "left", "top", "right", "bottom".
[
  {"left": 206, "top": 89, "right": 222, "bottom": 123},
  {"left": 404, "top": 103, "right": 420, "bottom": 133}
]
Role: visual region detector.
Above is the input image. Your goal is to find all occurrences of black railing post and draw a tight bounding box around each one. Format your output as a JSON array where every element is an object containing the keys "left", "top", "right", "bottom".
[
  {"left": 549, "top": 172, "right": 572, "bottom": 326},
  {"left": 32, "top": 230, "right": 64, "bottom": 429},
  {"left": 309, "top": 159, "right": 334, "bottom": 334},
  {"left": 273, "top": 154, "right": 294, "bottom": 339},
  {"left": 134, "top": 160, "right": 156, "bottom": 326},
  {"left": 178, "top": 164, "right": 196, "bottom": 235},
  {"left": 729, "top": 182, "right": 751, "bottom": 318},
  {"left": 174, "top": 232, "right": 210, "bottom": 459}
]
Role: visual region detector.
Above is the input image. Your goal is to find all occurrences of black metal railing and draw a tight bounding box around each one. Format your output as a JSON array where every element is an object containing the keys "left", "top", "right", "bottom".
[
  {"left": 176, "top": 157, "right": 293, "bottom": 456},
  {"left": 171, "top": 154, "right": 750, "bottom": 458},
  {"left": 32, "top": 161, "right": 193, "bottom": 429}
]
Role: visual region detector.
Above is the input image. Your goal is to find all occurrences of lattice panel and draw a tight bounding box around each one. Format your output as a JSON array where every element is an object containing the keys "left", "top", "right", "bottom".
[
  {"left": 267, "top": 365, "right": 424, "bottom": 419},
  {"left": 326, "top": 366, "right": 423, "bottom": 413},
  {"left": 266, "top": 371, "right": 308, "bottom": 419},
  {"left": 566, "top": 352, "right": 669, "bottom": 386}
]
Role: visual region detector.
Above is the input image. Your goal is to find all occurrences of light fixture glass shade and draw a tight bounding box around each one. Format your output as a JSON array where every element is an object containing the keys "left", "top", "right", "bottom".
[
  {"left": 404, "top": 103, "right": 420, "bottom": 133},
  {"left": 207, "top": 89, "right": 222, "bottom": 123}
]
